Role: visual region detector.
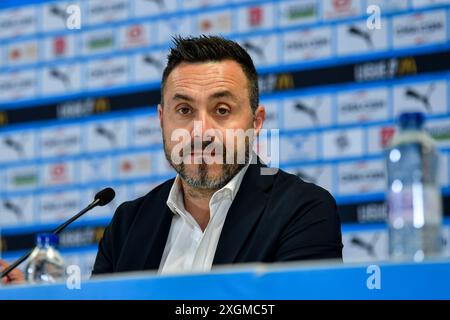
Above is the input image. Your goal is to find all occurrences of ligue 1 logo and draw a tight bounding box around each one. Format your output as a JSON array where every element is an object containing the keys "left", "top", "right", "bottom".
[{"left": 332, "top": 0, "right": 352, "bottom": 12}]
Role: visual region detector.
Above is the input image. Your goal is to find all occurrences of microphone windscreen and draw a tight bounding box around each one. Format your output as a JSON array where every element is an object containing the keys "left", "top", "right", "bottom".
[{"left": 95, "top": 187, "right": 116, "bottom": 206}]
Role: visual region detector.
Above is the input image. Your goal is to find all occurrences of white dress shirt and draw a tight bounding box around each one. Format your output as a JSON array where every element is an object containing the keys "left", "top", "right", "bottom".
[{"left": 158, "top": 163, "right": 250, "bottom": 274}]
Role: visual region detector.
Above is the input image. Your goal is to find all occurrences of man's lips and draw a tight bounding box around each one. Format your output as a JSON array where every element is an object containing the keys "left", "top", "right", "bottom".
[
  {"left": 187, "top": 151, "right": 220, "bottom": 157},
  {"left": 189, "top": 150, "right": 218, "bottom": 154}
]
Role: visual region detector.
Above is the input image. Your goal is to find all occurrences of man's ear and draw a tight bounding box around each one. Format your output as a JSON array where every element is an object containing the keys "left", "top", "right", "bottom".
[
  {"left": 158, "top": 104, "right": 163, "bottom": 128},
  {"left": 253, "top": 105, "right": 266, "bottom": 136}
]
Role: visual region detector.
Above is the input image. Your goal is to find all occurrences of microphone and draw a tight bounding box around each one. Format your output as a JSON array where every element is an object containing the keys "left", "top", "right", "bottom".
[{"left": 1, "top": 187, "right": 115, "bottom": 280}]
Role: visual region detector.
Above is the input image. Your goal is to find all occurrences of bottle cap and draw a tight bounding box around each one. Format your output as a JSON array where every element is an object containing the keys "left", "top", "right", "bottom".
[
  {"left": 36, "top": 233, "right": 59, "bottom": 247},
  {"left": 398, "top": 112, "right": 425, "bottom": 130}
]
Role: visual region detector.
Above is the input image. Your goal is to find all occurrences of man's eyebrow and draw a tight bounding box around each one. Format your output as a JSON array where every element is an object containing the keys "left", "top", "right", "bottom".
[{"left": 172, "top": 93, "right": 194, "bottom": 102}]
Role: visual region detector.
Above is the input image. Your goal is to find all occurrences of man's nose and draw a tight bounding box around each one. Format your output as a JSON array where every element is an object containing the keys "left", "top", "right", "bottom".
[{"left": 192, "top": 111, "right": 216, "bottom": 139}]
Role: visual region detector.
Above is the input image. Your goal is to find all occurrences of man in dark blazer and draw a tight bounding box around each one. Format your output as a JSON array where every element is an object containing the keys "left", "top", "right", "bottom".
[{"left": 92, "top": 36, "right": 343, "bottom": 275}]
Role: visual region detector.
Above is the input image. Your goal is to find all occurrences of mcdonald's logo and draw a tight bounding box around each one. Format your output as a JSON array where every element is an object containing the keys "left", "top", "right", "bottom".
[
  {"left": 94, "top": 98, "right": 111, "bottom": 114},
  {"left": 0, "top": 237, "right": 7, "bottom": 252},
  {"left": 0, "top": 112, "right": 8, "bottom": 126},
  {"left": 276, "top": 73, "right": 294, "bottom": 90},
  {"left": 397, "top": 57, "right": 417, "bottom": 76},
  {"left": 94, "top": 227, "right": 106, "bottom": 242}
]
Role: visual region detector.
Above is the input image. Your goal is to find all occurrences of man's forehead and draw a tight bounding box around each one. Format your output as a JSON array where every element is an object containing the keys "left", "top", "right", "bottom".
[
  {"left": 170, "top": 90, "right": 239, "bottom": 104},
  {"left": 167, "top": 60, "right": 247, "bottom": 83},
  {"left": 164, "top": 61, "right": 248, "bottom": 98}
]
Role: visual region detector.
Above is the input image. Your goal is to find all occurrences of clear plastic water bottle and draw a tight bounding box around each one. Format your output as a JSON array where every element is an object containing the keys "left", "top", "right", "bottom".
[
  {"left": 386, "top": 112, "right": 444, "bottom": 261},
  {"left": 25, "top": 233, "right": 65, "bottom": 284}
]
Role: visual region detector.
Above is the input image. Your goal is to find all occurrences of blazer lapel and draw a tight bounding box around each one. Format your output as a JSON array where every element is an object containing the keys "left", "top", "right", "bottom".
[
  {"left": 116, "top": 180, "right": 174, "bottom": 272},
  {"left": 213, "top": 159, "right": 275, "bottom": 265}
]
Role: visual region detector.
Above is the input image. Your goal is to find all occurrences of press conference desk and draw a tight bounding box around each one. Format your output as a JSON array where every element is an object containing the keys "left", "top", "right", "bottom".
[{"left": 1, "top": 259, "right": 449, "bottom": 300}]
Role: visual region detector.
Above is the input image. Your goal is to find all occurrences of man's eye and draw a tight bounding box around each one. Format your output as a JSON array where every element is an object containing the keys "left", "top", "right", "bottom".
[
  {"left": 177, "top": 107, "right": 192, "bottom": 115},
  {"left": 217, "top": 107, "right": 230, "bottom": 115}
]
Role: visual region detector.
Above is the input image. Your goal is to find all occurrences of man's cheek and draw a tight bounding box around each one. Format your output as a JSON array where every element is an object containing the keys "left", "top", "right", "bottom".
[{"left": 168, "top": 128, "right": 191, "bottom": 162}]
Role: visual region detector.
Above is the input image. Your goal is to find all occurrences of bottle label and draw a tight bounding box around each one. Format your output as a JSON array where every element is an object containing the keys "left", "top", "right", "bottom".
[{"left": 388, "top": 183, "right": 442, "bottom": 228}]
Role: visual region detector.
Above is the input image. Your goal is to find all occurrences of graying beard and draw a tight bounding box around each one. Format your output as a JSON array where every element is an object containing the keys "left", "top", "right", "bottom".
[
  {"left": 179, "top": 162, "right": 245, "bottom": 190},
  {"left": 163, "top": 133, "right": 251, "bottom": 190}
]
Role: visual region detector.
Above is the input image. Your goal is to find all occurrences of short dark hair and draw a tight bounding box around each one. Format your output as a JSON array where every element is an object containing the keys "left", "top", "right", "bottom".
[{"left": 161, "top": 35, "right": 259, "bottom": 113}]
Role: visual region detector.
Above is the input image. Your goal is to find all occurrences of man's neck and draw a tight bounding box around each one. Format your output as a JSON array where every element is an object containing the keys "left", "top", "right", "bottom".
[{"left": 180, "top": 180, "right": 217, "bottom": 232}]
